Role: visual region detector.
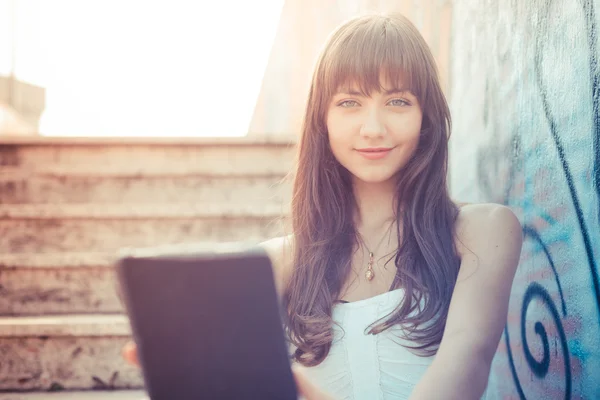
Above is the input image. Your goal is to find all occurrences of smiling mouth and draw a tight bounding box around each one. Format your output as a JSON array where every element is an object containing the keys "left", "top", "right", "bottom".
[
  {"left": 355, "top": 147, "right": 394, "bottom": 159},
  {"left": 356, "top": 148, "right": 393, "bottom": 152}
]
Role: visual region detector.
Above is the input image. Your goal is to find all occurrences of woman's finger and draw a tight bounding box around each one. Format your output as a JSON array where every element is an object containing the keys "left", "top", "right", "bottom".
[{"left": 122, "top": 341, "right": 139, "bottom": 366}]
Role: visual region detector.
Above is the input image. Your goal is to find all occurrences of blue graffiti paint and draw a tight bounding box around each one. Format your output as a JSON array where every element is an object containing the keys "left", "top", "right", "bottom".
[
  {"left": 569, "top": 339, "right": 591, "bottom": 364},
  {"left": 453, "top": 0, "right": 600, "bottom": 397},
  {"left": 535, "top": 0, "right": 600, "bottom": 326}
]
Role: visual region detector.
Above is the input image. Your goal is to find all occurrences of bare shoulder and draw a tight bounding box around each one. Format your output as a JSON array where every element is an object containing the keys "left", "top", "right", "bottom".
[
  {"left": 436, "top": 204, "right": 524, "bottom": 367},
  {"left": 258, "top": 234, "right": 295, "bottom": 297},
  {"left": 454, "top": 202, "right": 523, "bottom": 260}
]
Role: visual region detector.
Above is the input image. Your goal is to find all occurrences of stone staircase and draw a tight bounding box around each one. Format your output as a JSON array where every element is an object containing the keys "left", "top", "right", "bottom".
[{"left": 0, "top": 135, "right": 295, "bottom": 398}]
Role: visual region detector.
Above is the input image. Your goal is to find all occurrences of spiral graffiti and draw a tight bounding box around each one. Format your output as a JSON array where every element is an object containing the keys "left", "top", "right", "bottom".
[
  {"left": 458, "top": 0, "right": 599, "bottom": 396},
  {"left": 504, "top": 226, "right": 571, "bottom": 399}
]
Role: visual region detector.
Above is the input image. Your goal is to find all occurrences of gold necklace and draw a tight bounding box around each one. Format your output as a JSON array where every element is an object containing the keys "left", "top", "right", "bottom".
[{"left": 356, "top": 221, "right": 395, "bottom": 282}]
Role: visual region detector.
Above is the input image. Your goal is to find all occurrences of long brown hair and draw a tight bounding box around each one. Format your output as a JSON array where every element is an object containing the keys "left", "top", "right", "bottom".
[{"left": 283, "top": 12, "right": 461, "bottom": 367}]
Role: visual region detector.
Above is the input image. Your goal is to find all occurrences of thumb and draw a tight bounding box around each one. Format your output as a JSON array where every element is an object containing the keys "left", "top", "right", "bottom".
[{"left": 122, "top": 341, "right": 139, "bottom": 366}]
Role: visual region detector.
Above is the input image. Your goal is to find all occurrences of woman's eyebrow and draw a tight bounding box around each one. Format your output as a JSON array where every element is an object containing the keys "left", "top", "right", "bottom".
[
  {"left": 383, "top": 87, "right": 410, "bottom": 95},
  {"left": 335, "top": 89, "right": 363, "bottom": 96}
]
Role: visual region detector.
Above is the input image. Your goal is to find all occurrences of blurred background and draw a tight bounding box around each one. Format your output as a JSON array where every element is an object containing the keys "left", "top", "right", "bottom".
[
  {"left": 0, "top": 0, "right": 450, "bottom": 137},
  {"left": 0, "top": 1, "right": 599, "bottom": 399}
]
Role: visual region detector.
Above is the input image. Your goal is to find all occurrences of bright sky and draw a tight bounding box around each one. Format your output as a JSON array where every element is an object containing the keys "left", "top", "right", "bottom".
[{"left": 0, "top": 0, "right": 284, "bottom": 136}]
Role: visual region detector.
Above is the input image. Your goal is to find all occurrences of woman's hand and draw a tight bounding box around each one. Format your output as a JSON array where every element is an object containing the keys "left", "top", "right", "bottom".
[
  {"left": 123, "top": 342, "right": 335, "bottom": 399},
  {"left": 122, "top": 343, "right": 149, "bottom": 400},
  {"left": 292, "top": 365, "right": 337, "bottom": 400},
  {"left": 122, "top": 341, "right": 139, "bottom": 366}
]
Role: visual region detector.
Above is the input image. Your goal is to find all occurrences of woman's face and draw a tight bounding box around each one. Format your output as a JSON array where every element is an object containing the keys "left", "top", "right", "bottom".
[{"left": 326, "top": 75, "right": 423, "bottom": 184}]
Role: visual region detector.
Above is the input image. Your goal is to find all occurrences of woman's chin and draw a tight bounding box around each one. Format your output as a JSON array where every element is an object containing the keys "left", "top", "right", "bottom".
[{"left": 350, "top": 171, "right": 398, "bottom": 185}]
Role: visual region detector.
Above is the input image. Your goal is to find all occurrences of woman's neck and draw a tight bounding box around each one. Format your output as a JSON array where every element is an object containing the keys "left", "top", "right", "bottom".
[{"left": 352, "top": 177, "right": 398, "bottom": 233}]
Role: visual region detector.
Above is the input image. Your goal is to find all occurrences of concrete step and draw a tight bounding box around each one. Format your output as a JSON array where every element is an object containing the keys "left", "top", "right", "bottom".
[
  {"left": 0, "top": 253, "right": 122, "bottom": 316},
  {"left": 0, "top": 136, "right": 296, "bottom": 176},
  {"left": 0, "top": 241, "right": 284, "bottom": 316},
  {"left": 0, "top": 204, "right": 288, "bottom": 253},
  {"left": 0, "top": 169, "right": 291, "bottom": 204},
  {"left": 0, "top": 315, "right": 142, "bottom": 391},
  {"left": 0, "top": 390, "right": 147, "bottom": 400}
]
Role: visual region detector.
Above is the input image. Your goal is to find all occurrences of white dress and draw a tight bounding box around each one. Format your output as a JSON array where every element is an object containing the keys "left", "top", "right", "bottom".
[{"left": 292, "top": 288, "right": 489, "bottom": 399}]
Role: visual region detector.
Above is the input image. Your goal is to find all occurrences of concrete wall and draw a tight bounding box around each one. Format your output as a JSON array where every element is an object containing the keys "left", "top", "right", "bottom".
[
  {"left": 0, "top": 76, "right": 45, "bottom": 133},
  {"left": 449, "top": 0, "right": 600, "bottom": 398}
]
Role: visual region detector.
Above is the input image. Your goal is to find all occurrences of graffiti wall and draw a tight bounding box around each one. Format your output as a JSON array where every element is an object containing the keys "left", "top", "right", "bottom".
[{"left": 449, "top": 0, "right": 600, "bottom": 398}]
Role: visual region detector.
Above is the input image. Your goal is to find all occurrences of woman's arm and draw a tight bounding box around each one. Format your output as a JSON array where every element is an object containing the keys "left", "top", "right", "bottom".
[
  {"left": 259, "top": 234, "right": 294, "bottom": 300},
  {"left": 409, "top": 204, "right": 523, "bottom": 400}
]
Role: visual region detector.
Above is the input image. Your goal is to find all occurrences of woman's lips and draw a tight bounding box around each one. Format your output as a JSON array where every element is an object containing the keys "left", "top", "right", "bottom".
[{"left": 355, "top": 147, "right": 393, "bottom": 160}]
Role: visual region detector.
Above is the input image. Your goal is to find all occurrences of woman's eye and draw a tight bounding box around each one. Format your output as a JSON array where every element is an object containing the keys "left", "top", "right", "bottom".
[
  {"left": 338, "top": 100, "right": 359, "bottom": 107},
  {"left": 389, "top": 99, "right": 409, "bottom": 107},
  {"left": 337, "top": 99, "right": 409, "bottom": 108}
]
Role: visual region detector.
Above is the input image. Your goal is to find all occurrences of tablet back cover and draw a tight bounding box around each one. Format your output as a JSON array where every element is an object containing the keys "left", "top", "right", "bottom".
[{"left": 116, "top": 245, "right": 297, "bottom": 400}]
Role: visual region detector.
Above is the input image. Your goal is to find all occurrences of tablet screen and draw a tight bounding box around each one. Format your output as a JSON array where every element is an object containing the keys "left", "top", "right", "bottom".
[{"left": 116, "top": 244, "right": 298, "bottom": 400}]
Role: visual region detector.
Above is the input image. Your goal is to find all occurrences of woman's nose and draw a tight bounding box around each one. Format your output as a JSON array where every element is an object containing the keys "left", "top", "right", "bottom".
[{"left": 359, "top": 108, "right": 386, "bottom": 137}]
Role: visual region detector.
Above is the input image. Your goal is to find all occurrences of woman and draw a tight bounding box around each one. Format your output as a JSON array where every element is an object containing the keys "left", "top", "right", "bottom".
[{"left": 124, "top": 12, "right": 523, "bottom": 400}]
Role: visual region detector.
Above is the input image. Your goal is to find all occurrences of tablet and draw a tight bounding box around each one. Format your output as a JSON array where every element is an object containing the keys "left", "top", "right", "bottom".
[{"left": 115, "top": 242, "right": 298, "bottom": 400}]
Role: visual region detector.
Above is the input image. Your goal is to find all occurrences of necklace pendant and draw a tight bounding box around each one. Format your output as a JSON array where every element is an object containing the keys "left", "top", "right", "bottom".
[{"left": 366, "top": 253, "right": 375, "bottom": 281}]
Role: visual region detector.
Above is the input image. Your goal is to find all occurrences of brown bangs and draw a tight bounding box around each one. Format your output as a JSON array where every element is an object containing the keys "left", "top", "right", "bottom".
[{"left": 319, "top": 14, "right": 430, "bottom": 102}]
